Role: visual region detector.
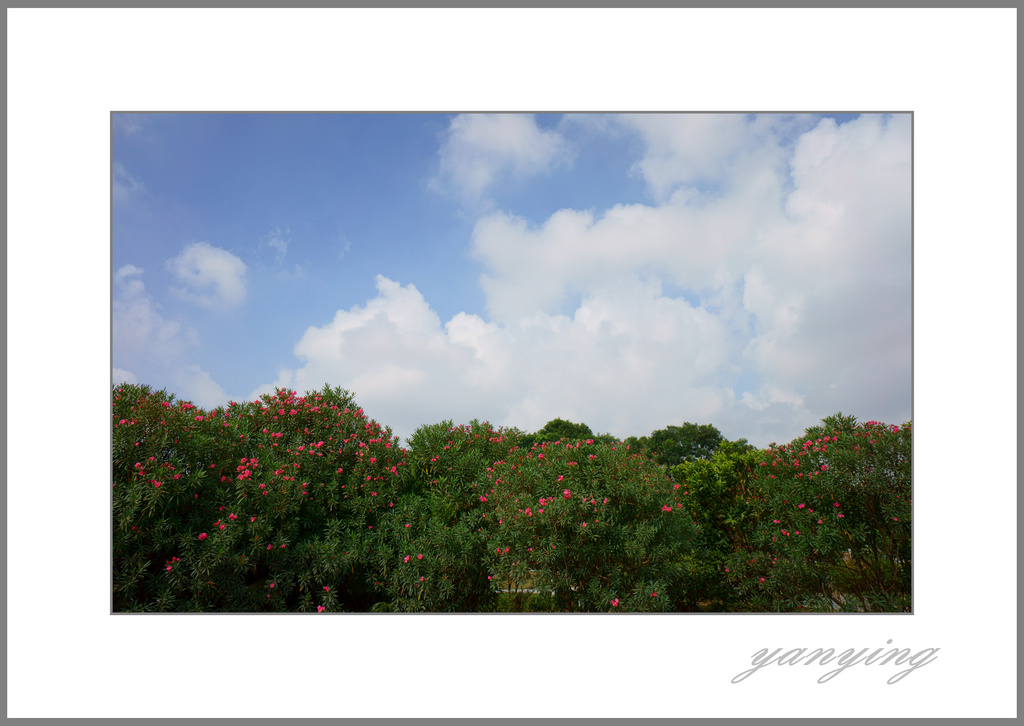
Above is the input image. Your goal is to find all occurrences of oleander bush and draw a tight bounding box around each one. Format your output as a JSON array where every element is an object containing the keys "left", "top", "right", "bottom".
[
  {"left": 113, "top": 383, "right": 409, "bottom": 612},
  {"left": 367, "top": 420, "right": 520, "bottom": 612},
  {"left": 113, "top": 384, "right": 911, "bottom": 613},
  {"left": 479, "top": 437, "right": 715, "bottom": 611},
  {"left": 718, "top": 414, "right": 912, "bottom": 612}
]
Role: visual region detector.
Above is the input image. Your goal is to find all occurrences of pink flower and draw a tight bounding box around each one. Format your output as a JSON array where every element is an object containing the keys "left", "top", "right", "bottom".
[
  {"left": 480, "top": 496, "right": 487, "bottom": 502},
  {"left": 317, "top": 606, "right": 326, "bottom": 612},
  {"left": 611, "top": 598, "right": 619, "bottom": 607},
  {"left": 198, "top": 532, "right": 208, "bottom": 540},
  {"left": 323, "top": 586, "right": 330, "bottom": 591},
  {"left": 563, "top": 489, "right": 571, "bottom": 499},
  {"left": 404, "top": 555, "right": 411, "bottom": 563},
  {"left": 662, "top": 505, "right": 672, "bottom": 512},
  {"left": 797, "top": 503, "right": 805, "bottom": 509},
  {"left": 557, "top": 475, "right": 564, "bottom": 482},
  {"left": 417, "top": 554, "right": 423, "bottom": 560}
]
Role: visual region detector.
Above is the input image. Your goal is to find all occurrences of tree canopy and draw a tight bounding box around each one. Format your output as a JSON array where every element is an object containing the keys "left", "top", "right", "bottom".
[
  {"left": 626, "top": 422, "right": 729, "bottom": 468},
  {"left": 518, "top": 418, "right": 618, "bottom": 448}
]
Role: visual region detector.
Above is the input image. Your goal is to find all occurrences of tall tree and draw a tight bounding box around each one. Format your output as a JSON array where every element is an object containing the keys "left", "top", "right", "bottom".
[
  {"left": 636, "top": 423, "right": 726, "bottom": 468},
  {"left": 521, "top": 418, "right": 617, "bottom": 448}
]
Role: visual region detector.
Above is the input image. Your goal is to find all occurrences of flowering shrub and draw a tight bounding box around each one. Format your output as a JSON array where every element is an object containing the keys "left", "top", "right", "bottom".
[
  {"left": 366, "top": 420, "right": 519, "bottom": 611},
  {"left": 113, "top": 383, "right": 408, "bottom": 612},
  {"left": 480, "top": 437, "right": 709, "bottom": 611},
  {"left": 721, "top": 414, "right": 911, "bottom": 612},
  {"left": 114, "top": 384, "right": 911, "bottom": 613}
]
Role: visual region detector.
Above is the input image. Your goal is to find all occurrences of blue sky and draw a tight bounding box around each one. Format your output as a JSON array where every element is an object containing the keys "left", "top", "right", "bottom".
[{"left": 113, "top": 112, "right": 912, "bottom": 447}]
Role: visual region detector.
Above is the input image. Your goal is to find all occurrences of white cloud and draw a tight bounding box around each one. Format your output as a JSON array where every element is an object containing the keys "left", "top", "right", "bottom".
[
  {"left": 254, "top": 272, "right": 740, "bottom": 445},
  {"left": 259, "top": 227, "right": 290, "bottom": 265},
  {"left": 432, "top": 113, "right": 572, "bottom": 204},
  {"left": 256, "top": 114, "right": 911, "bottom": 447},
  {"left": 112, "top": 368, "right": 137, "bottom": 385},
  {"left": 113, "top": 265, "right": 193, "bottom": 364},
  {"left": 112, "top": 113, "right": 147, "bottom": 137},
  {"left": 256, "top": 227, "right": 308, "bottom": 279},
  {"left": 112, "top": 162, "right": 145, "bottom": 205},
  {"left": 112, "top": 264, "right": 229, "bottom": 410},
  {"left": 172, "top": 364, "right": 229, "bottom": 409},
  {"left": 165, "top": 241, "right": 248, "bottom": 309},
  {"left": 616, "top": 113, "right": 818, "bottom": 203}
]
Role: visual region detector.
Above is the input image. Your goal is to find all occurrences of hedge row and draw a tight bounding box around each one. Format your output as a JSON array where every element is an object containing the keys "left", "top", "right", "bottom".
[{"left": 112, "top": 383, "right": 910, "bottom": 612}]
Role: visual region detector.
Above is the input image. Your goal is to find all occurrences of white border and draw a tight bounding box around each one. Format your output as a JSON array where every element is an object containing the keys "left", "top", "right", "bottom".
[{"left": 7, "top": 8, "right": 1017, "bottom": 719}]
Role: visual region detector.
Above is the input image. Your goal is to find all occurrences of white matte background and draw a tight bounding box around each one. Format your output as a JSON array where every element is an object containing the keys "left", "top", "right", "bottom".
[{"left": 7, "top": 8, "right": 1017, "bottom": 719}]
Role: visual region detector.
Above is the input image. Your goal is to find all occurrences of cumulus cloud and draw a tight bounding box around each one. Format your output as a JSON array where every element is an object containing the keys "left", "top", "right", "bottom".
[
  {"left": 112, "top": 264, "right": 228, "bottom": 409},
  {"left": 112, "top": 368, "right": 138, "bottom": 386},
  {"left": 255, "top": 114, "right": 910, "bottom": 447},
  {"left": 432, "top": 113, "right": 572, "bottom": 204},
  {"left": 249, "top": 273, "right": 740, "bottom": 444},
  {"left": 166, "top": 241, "right": 248, "bottom": 309},
  {"left": 615, "top": 113, "right": 818, "bottom": 203},
  {"left": 173, "top": 365, "right": 229, "bottom": 408},
  {"left": 113, "top": 265, "right": 193, "bottom": 364}
]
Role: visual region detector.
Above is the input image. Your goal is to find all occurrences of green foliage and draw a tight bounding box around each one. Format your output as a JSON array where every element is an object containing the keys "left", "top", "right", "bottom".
[
  {"left": 722, "top": 414, "right": 912, "bottom": 612},
  {"left": 518, "top": 418, "right": 618, "bottom": 449},
  {"left": 480, "top": 438, "right": 711, "bottom": 611},
  {"left": 668, "top": 444, "right": 763, "bottom": 609},
  {"left": 627, "top": 422, "right": 726, "bottom": 468},
  {"left": 114, "top": 384, "right": 911, "bottom": 614},
  {"left": 368, "top": 419, "right": 520, "bottom": 611},
  {"left": 113, "top": 382, "right": 407, "bottom": 612}
]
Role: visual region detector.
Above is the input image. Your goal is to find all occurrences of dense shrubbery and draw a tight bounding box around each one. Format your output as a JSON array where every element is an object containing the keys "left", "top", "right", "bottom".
[
  {"left": 481, "top": 437, "right": 713, "bottom": 611},
  {"left": 113, "top": 384, "right": 910, "bottom": 613},
  {"left": 718, "top": 415, "right": 911, "bottom": 612}
]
